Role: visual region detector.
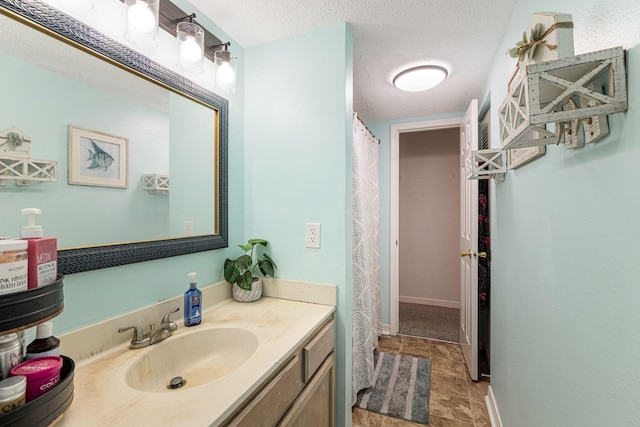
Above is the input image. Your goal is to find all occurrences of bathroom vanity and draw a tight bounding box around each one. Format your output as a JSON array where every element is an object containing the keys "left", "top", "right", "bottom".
[
  {"left": 55, "top": 279, "right": 336, "bottom": 426},
  {"left": 223, "top": 317, "right": 335, "bottom": 426}
]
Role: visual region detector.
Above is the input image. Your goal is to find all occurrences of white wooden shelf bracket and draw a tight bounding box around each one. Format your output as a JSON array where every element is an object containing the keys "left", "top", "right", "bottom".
[
  {"left": 469, "top": 149, "right": 507, "bottom": 183},
  {"left": 142, "top": 174, "right": 170, "bottom": 194}
]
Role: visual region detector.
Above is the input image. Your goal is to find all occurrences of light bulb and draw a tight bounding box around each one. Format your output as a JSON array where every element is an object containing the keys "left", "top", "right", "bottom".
[
  {"left": 216, "top": 61, "right": 235, "bottom": 85},
  {"left": 180, "top": 36, "right": 203, "bottom": 63},
  {"left": 128, "top": 1, "right": 156, "bottom": 33}
]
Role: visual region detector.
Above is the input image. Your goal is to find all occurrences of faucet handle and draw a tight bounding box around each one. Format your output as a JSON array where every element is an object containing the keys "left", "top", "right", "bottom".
[
  {"left": 161, "top": 307, "right": 180, "bottom": 331},
  {"left": 118, "top": 325, "right": 150, "bottom": 348},
  {"left": 118, "top": 325, "right": 145, "bottom": 340}
]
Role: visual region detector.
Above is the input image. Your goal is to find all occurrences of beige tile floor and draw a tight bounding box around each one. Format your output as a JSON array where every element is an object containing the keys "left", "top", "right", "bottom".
[{"left": 352, "top": 335, "right": 490, "bottom": 427}]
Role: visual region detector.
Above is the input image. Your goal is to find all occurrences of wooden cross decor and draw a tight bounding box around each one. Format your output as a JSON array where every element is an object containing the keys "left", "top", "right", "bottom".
[{"left": 527, "top": 46, "right": 627, "bottom": 126}]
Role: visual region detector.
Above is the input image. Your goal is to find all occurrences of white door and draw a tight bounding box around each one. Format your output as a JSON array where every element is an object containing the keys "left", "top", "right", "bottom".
[{"left": 459, "top": 99, "right": 479, "bottom": 381}]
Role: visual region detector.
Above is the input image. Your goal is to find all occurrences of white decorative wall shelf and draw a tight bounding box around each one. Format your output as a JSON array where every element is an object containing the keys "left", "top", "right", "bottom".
[
  {"left": 499, "top": 70, "right": 557, "bottom": 149},
  {"left": 500, "top": 46, "right": 627, "bottom": 150},
  {"left": 142, "top": 174, "right": 170, "bottom": 194},
  {"left": 0, "top": 127, "right": 57, "bottom": 186},
  {"left": 500, "top": 12, "right": 575, "bottom": 153},
  {"left": 468, "top": 149, "right": 507, "bottom": 182},
  {"left": 488, "top": 12, "right": 627, "bottom": 180},
  {"left": 527, "top": 46, "right": 626, "bottom": 125},
  {"left": 0, "top": 156, "right": 58, "bottom": 186}
]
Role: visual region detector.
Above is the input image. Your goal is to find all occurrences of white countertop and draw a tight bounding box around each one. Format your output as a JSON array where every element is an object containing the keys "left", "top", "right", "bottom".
[{"left": 55, "top": 280, "right": 336, "bottom": 426}]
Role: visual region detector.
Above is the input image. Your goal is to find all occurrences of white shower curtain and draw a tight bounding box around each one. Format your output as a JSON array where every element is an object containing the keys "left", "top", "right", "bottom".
[{"left": 351, "top": 113, "right": 381, "bottom": 404}]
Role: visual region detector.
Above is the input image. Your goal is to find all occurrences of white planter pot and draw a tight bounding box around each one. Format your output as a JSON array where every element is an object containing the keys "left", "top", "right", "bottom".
[{"left": 232, "top": 277, "right": 262, "bottom": 302}]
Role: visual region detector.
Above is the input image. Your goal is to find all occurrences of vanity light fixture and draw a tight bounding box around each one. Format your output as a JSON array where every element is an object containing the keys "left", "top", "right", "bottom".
[
  {"left": 123, "top": 0, "right": 159, "bottom": 48},
  {"left": 120, "top": 0, "right": 237, "bottom": 85},
  {"left": 393, "top": 65, "right": 448, "bottom": 92},
  {"left": 176, "top": 13, "right": 204, "bottom": 74},
  {"left": 212, "top": 43, "right": 237, "bottom": 94}
]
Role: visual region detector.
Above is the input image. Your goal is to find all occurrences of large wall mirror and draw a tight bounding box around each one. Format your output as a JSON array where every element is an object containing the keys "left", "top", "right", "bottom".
[{"left": 0, "top": 0, "right": 228, "bottom": 274}]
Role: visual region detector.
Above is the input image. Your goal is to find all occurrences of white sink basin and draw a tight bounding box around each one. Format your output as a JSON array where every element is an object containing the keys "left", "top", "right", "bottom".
[{"left": 125, "top": 327, "right": 258, "bottom": 392}]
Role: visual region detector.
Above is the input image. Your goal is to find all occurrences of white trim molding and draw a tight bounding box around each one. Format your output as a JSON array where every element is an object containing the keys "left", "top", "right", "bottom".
[
  {"left": 390, "top": 117, "right": 463, "bottom": 335},
  {"left": 399, "top": 296, "right": 461, "bottom": 309},
  {"left": 485, "top": 385, "right": 503, "bottom": 427}
]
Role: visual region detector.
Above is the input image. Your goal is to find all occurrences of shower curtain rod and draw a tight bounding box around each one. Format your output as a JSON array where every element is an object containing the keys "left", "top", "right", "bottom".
[{"left": 354, "top": 112, "right": 380, "bottom": 144}]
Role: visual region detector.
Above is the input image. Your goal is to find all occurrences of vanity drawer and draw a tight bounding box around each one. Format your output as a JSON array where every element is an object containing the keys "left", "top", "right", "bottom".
[
  {"left": 303, "top": 320, "right": 334, "bottom": 382},
  {"left": 228, "top": 355, "right": 304, "bottom": 427}
]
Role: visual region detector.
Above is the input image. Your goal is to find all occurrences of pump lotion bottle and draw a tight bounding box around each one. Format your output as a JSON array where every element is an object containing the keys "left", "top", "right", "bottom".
[
  {"left": 184, "top": 272, "right": 201, "bottom": 326},
  {"left": 20, "top": 208, "right": 57, "bottom": 289}
]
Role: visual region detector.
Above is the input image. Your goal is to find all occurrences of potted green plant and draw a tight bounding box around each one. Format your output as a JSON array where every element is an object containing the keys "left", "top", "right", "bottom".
[{"left": 224, "top": 238, "right": 277, "bottom": 302}]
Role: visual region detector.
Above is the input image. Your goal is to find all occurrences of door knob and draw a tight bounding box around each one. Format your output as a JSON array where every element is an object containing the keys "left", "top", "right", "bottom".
[
  {"left": 460, "top": 250, "right": 472, "bottom": 257},
  {"left": 478, "top": 252, "right": 487, "bottom": 258}
]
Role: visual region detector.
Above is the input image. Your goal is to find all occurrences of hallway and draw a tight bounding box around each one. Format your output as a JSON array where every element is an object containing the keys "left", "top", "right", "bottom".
[
  {"left": 353, "top": 335, "right": 490, "bottom": 426},
  {"left": 399, "top": 303, "right": 459, "bottom": 343}
]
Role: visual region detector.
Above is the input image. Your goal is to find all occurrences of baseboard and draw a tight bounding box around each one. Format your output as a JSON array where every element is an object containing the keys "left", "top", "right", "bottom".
[
  {"left": 485, "top": 385, "right": 503, "bottom": 427},
  {"left": 381, "top": 324, "right": 390, "bottom": 335},
  {"left": 399, "top": 296, "right": 460, "bottom": 309}
]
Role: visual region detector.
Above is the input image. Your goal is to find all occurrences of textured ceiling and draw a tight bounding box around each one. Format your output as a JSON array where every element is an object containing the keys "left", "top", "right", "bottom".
[{"left": 189, "top": 0, "right": 518, "bottom": 122}]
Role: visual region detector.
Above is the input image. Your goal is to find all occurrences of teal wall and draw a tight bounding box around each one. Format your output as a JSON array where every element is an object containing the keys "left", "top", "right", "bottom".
[
  {"left": 484, "top": 1, "right": 640, "bottom": 425},
  {"left": 244, "top": 23, "right": 354, "bottom": 427}
]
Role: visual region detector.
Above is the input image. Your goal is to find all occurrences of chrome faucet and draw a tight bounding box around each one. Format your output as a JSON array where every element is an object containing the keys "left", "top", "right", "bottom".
[
  {"left": 150, "top": 306, "right": 179, "bottom": 344},
  {"left": 118, "top": 307, "right": 180, "bottom": 349}
]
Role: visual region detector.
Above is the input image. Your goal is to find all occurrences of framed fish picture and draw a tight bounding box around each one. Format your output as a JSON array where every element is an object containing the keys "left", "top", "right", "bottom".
[{"left": 68, "top": 126, "right": 128, "bottom": 188}]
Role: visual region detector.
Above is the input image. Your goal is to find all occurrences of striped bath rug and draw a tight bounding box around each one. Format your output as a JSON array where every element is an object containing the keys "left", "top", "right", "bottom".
[{"left": 355, "top": 350, "right": 432, "bottom": 424}]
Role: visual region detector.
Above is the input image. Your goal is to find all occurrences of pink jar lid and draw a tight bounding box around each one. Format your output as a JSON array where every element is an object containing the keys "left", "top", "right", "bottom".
[{"left": 10, "top": 356, "right": 62, "bottom": 380}]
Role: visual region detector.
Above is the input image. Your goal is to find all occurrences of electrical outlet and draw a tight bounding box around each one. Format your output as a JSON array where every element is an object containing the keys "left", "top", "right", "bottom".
[
  {"left": 184, "top": 221, "right": 194, "bottom": 236},
  {"left": 305, "top": 223, "right": 321, "bottom": 248}
]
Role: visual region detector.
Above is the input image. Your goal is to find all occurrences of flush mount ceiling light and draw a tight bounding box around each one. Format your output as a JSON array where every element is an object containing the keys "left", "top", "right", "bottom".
[{"left": 393, "top": 65, "right": 448, "bottom": 92}]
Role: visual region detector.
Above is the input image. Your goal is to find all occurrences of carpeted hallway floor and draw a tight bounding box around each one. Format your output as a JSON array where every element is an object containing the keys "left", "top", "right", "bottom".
[{"left": 399, "top": 303, "right": 459, "bottom": 343}]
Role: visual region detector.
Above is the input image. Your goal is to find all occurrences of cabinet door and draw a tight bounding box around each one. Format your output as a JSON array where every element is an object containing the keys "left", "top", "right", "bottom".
[
  {"left": 228, "top": 355, "right": 303, "bottom": 427},
  {"left": 279, "top": 353, "right": 334, "bottom": 427}
]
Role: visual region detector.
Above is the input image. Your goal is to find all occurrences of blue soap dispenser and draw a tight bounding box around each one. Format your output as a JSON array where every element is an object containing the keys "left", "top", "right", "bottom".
[{"left": 184, "top": 272, "right": 202, "bottom": 326}]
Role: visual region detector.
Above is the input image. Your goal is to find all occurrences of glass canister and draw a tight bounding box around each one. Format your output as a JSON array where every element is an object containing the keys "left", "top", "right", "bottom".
[
  {"left": 0, "top": 239, "right": 28, "bottom": 296},
  {"left": 0, "top": 334, "right": 23, "bottom": 380},
  {"left": 0, "top": 375, "right": 26, "bottom": 414}
]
